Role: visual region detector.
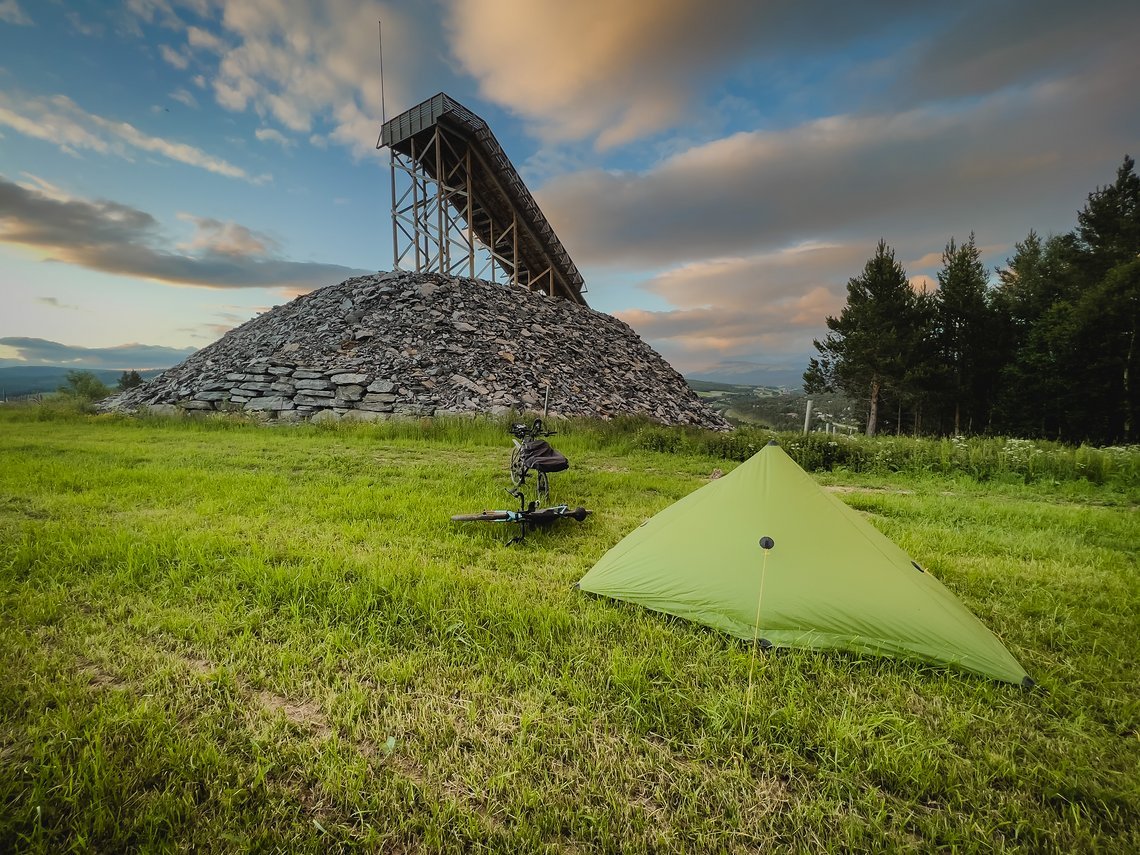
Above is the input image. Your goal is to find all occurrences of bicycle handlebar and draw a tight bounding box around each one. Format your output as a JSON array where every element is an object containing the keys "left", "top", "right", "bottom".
[{"left": 509, "top": 419, "right": 556, "bottom": 439}]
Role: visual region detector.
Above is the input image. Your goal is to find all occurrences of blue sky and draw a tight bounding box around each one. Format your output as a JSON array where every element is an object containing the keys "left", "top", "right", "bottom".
[{"left": 1, "top": 0, "right": 1137, "bottom": 384}]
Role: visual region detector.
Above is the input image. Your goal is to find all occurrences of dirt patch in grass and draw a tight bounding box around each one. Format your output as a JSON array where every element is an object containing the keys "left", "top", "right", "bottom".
[
  {"left": 180, "top": 655, "right": 215, "bottom": 676},
  {"left": 256, "top": 690, "right": 332, "bottom": 739},
  {"left": 79, "top": 660, "right": 128, "bottom": 691}
]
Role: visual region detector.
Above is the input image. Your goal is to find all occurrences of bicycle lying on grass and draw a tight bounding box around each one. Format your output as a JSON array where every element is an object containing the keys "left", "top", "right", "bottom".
[{"left": 451, "top": 417, "right": 591, "bottom": 543}]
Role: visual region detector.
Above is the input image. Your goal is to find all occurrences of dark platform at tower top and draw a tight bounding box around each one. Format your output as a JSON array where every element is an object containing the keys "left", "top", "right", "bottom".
[{"left": 378, "top": 93, "right": 587, "bottom": 305}]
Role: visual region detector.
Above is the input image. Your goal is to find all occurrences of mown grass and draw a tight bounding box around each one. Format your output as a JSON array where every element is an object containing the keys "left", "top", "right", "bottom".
[{"left": 0, "top": 408, "right": 1137, "bottom": 852}]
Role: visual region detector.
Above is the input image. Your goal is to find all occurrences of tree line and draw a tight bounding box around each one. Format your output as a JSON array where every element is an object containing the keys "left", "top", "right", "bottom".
[
  {"left": 805, "top": 155, "right": 1139, "bottom": 444},
  {"left": 58, "top": 370, "right": 143, "bottom": 400}
]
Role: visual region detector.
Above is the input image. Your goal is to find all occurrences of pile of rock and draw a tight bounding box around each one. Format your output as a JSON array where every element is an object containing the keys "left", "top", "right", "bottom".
[{"left": 103, "top": 271, "right": 729, "bottom": 430}]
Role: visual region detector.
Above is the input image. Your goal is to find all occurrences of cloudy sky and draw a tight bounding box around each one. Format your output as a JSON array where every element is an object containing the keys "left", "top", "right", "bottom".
[{"left": 1, "top": 1, "right": 1137, "bottom": 383}]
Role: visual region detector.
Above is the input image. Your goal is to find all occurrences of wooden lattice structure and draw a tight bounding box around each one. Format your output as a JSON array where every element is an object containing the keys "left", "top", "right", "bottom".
[{"left": 378, "top": 93, "right": 587, "bottom": 305}]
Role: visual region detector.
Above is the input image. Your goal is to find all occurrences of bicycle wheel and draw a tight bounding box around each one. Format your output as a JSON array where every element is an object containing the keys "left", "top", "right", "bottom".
[
  {"left": 451, "top": 511, "right": 511, "bottom": 522},
  {"left": 510, "top": 446, "right": 525, "bottom": 486},
  {"left": 536, "top": 471, "right": 550, "bottom": 503}
]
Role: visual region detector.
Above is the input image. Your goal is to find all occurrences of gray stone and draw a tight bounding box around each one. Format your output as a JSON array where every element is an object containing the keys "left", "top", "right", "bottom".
[
  {"left": 310, "top": 410, "right": 340, "bottom": 424},
  {"left": 394, "top": 403, "right": 433, "bottom": 416},
  {"left": 102, "top": 269, "right": 729, "bottom": 430},
  {"left": 244, "top": 396, "right": 294, "bottom": 411},
  {"left": 335, "top": 385, "right": 365, "bottom": 402},
  {"left": 450, "top": 374, "right": 489, "bottom": 396},
  {"left": 294, "top": 392, "right": 336, "bottom": 406},
  {"left": 341, "top": 409, "right": 387, "bottom": 422},
  {"left": 330, "top": 373, "right": 369, "bottom": 385}
]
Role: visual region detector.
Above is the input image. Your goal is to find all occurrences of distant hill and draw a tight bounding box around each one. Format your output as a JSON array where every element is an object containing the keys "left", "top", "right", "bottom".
[
  {"left": 0, "top": 366, "right": 165, "bottom": 398},
  {"left": 685, "top": 377, "right": 862, "bottom": 431},
  {"left": 687, "top": 357, "right": 811, "bottom": 389},
  {"left": 687, "top": 378, "right": 784, "bottom": 396}
]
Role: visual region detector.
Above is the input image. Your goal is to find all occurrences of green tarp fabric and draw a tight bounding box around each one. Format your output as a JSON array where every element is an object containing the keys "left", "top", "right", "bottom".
[{"left": 578, "top": 442, "right": 1030, "bottom": 685}]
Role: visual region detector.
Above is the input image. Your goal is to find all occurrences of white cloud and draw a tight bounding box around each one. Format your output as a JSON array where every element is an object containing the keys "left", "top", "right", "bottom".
[
  {"left": 170, "top": 88, "right": 199, "bottom": 109},
  {"left": 0, "top": 90, "right": 269, "bottom": 184},
  {"left": 606, "top": 244, "right": 856, "bottom": 368},
  {"left": 16, "top": 172, "right": 75, "bottom": 202},
  {"left": 134, "top": 1, "right": 434, "bottom": 160},
  {"left": 125, "top": 0, "right": 180, "bottom": 29},
  {"left": 443, "top": 0, "right": 739, "bottom": 147},
  {"left": 538, "top": 54, "right": 1140, "bottom": 269},
  {"left": 443, "top": 0, "right": 933, "bottom": 149},
  {"left": 0, "top": 175, "right": 370, "bottom": 290},
  {"left": 66, "top": 11, "right": 104, "bottom": 37},
  {"left": 175, "top": 214, "right": 279, "bottom": 256},
  {"left": 186, "top": 24, "right": 224, "bottom": 53},
  {"left": 159, "top": 44, "right": 190, "bottom": 69},
  {"left": 211, "top": 1, "right": 386, "bottom": 150},
  {"left": 0, "top": 0, "right": 31, "bottom": 26},
  {"left": 0, "top": 337, "right": 195, "bottom": 369},
  {"left": 254, "top": 127, "right": 292, "bottom": 148}
]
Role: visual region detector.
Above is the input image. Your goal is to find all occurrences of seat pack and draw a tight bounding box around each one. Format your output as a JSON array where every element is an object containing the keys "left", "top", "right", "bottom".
[{"left": 520, "top": 439, "right": 569, "bottom": 473}]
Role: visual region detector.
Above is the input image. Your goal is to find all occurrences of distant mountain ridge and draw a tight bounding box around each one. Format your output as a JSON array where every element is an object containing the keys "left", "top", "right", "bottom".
[
  {"left": 0, "top": 366, "right": 164, "bottom": 397},
  {"left": 688, "top": 357, "right": 810, "bottom": 389}
]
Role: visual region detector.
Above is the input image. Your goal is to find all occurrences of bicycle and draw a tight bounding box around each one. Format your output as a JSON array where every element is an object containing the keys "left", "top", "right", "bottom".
[
  {"left": 508, "top": 417, "right": 563, "bottom": 503},
  {"left": 451, "top": 417, "right": 591, "bottom": 542}
]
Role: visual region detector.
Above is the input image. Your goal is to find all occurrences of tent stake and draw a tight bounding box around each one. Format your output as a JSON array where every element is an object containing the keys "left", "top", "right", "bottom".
[{"left": 743, "top": 537, "right": 774, "bottom": 754}]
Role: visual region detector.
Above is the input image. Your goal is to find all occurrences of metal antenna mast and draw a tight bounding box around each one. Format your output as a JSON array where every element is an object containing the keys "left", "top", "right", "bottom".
[{"left": 378, "top": 19, "right": 387, "bottom": 126}]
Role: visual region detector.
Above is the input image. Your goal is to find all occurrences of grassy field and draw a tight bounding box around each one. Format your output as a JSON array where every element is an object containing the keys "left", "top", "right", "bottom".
[{"left": 1, "top": 410, "right": 1137, "bottom": 852}]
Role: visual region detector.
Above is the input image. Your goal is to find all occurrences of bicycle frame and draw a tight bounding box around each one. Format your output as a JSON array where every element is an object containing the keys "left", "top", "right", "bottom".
[
  {"left": 451, "top": 416, "right": 589, "bottom": 543},
  {"left": 508, "top": 418, "right": 558, "bottom": 504}
]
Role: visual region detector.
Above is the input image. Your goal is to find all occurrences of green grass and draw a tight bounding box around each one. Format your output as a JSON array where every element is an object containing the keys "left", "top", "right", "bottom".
[{"left": 1, "top": 410, "right": 1137, "bottom": 852}]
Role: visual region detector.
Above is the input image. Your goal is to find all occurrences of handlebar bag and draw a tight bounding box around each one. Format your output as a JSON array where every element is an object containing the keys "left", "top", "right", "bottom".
[{"left": 521, "top": 439, "right": 569, "bottom": 473}]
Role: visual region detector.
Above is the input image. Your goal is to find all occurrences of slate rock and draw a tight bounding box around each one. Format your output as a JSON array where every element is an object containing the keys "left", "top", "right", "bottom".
[{"left": 101, "top": 270, "right": 728, "bottom": 430}]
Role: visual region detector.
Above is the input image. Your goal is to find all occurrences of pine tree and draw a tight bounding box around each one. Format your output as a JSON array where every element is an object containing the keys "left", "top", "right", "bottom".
[
  {"left": 118, "top": 370, "right": 144, "bottom": 391},
  {"left": 809, "top": 240, "right": 924, "bottom": 436},
  {"left": 1074, "top": 154, "right": 1140, "bottom": 282},
  {"left": 990, "top": 156, "right": 1139, "bottom": 442},
  {"left": 934, "top": 233, "right": 993, "bottom": 434},
  {"left": 1070, "top": 155, "right": 1140, "bottom": 442}
]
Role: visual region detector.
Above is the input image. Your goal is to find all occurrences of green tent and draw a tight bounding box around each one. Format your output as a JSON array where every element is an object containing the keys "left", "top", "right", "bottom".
[{"left": 578, "top": 442, "right": 1031, "bottom": 685}]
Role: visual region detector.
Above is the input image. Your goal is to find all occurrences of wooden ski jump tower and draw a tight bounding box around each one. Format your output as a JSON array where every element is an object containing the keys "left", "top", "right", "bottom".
[{"left": 378, "top": 93, "right": 587, "bottom": 305}]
